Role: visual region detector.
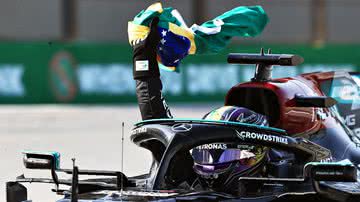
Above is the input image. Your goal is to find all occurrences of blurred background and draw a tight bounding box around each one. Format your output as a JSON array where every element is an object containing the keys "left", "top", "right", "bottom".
[
  {"left": 0, "top": 0, "right": 359, "bottom": 104},
  {"left": 1, "top": 0, "right": 360, "bottom": 201}
]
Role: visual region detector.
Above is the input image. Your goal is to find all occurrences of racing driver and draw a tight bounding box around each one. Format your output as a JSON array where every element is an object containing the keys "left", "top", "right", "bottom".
[{"left": 131, "top": 17, "right": 273, "bottom": 193}]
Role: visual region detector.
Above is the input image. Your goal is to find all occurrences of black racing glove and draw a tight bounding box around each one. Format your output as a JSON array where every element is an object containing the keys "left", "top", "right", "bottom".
[{"left": 132, "top": 17, "right": 161, "bottom": 79}]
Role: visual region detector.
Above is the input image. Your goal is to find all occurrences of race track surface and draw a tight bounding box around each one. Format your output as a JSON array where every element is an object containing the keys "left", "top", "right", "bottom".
[{"left": 0, "top": 104, "right": 219, "bottom": 202}]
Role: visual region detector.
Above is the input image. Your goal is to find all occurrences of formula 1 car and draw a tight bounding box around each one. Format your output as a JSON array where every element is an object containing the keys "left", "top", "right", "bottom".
[{"left": 7, "top": 50, "right": 360, "bottom": 202}]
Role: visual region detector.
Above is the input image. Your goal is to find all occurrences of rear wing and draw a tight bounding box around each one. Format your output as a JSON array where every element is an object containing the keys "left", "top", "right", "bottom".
[{"left": 227, "top": 48, "right": 304, "bottom": 81}]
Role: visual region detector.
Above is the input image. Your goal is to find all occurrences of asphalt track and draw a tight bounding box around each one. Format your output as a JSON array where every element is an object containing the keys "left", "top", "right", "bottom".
[{"left": 0, "top": 104, "right": 219, "bottom": 202}]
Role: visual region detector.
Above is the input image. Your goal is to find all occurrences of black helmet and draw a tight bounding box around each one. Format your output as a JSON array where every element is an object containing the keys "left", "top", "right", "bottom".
[{"left": 190, "top": 106, "right": 269, "bottom": 192}]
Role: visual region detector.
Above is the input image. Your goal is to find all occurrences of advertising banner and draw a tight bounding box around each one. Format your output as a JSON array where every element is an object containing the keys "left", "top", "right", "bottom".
[{"left": 0, "top": 42, "right": 359, "bottom": 104}]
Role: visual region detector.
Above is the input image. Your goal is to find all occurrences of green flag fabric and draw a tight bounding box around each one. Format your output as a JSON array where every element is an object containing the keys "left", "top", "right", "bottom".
[
  {"left": 128, "top": 3, "right": 268, "bottom": 71},
  {"left": 193, "top": 6, "right": 269, "bottom": 54}
]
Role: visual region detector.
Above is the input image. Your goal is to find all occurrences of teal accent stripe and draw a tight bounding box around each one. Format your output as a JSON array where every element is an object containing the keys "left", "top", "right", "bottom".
[
  {"left": 305, "top": 159, "right": 353, "bottom": 167},
  {"left": 134, "top": 118, "right": 285, "bottom": 133}
]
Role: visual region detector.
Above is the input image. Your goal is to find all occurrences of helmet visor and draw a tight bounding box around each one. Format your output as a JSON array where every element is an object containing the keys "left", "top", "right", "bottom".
[{"left": 191, "top": 143, "right": 265, "bottom": 165}]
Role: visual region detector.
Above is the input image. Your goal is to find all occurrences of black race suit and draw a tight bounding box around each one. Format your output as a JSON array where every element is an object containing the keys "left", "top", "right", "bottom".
[{"left": 135, "top": 77, "right": 172, "bottom": 120}]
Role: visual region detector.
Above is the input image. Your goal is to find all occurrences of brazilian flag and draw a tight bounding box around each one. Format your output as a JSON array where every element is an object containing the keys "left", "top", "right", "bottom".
[{"left": 128, "top": 3, "right": 268, "bottom": 72}]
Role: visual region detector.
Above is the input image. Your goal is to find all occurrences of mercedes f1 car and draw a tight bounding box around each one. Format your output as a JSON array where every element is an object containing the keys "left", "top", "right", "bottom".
[{"left": 7, "top": 50, "right": 360, "bottom": 202}]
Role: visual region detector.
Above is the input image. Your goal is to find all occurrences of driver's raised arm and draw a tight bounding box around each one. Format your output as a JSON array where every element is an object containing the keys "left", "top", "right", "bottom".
[{"left": 131, "top": 17, "right": 172, "bottom": 120}]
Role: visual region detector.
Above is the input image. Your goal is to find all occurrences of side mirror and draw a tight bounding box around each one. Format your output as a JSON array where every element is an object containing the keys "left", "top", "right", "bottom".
[
  {"left": 23, "top": 151, "right": 60, "bottom": 170},
  {"left": 304, "top": 160, "right": 359, "bottom": 201},
  {"left": 294, "top": 94, "right": 337, "bottom": 108},
  {"left": 304, "top": 160, "right": 357, "bottom": 182}
]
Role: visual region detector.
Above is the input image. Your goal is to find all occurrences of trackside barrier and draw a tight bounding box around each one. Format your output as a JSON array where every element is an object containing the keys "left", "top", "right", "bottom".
[{"left": 0, "top": 42, "right": 359, "bottom": 104}]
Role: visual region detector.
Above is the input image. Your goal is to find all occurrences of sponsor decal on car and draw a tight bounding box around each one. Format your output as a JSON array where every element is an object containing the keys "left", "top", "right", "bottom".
[
  {"left": 345, "top": 114, "right": 356, "bottom": 126},
  {"left": 131, "top": 127, "right": 147, "bottom": 135},
  {"left": 171, "top": 123, "right": 192, "bottom": 132},
  {"left": 98, "top": 190, "right": 178, "bottom": 198},
  {"left": 236, "top": 130, "right": 288, "bottom": 145},
  {"left": 196, "top": 143, "right": 227, "bottom": 150},
  {"left": 320, "top": 157, "right": 333, "bottom": 163}
]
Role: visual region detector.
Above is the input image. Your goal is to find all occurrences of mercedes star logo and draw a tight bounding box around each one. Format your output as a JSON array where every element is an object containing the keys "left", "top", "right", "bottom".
[{"left": 171, "top": 123, "right": 192, "bottom": 132}]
